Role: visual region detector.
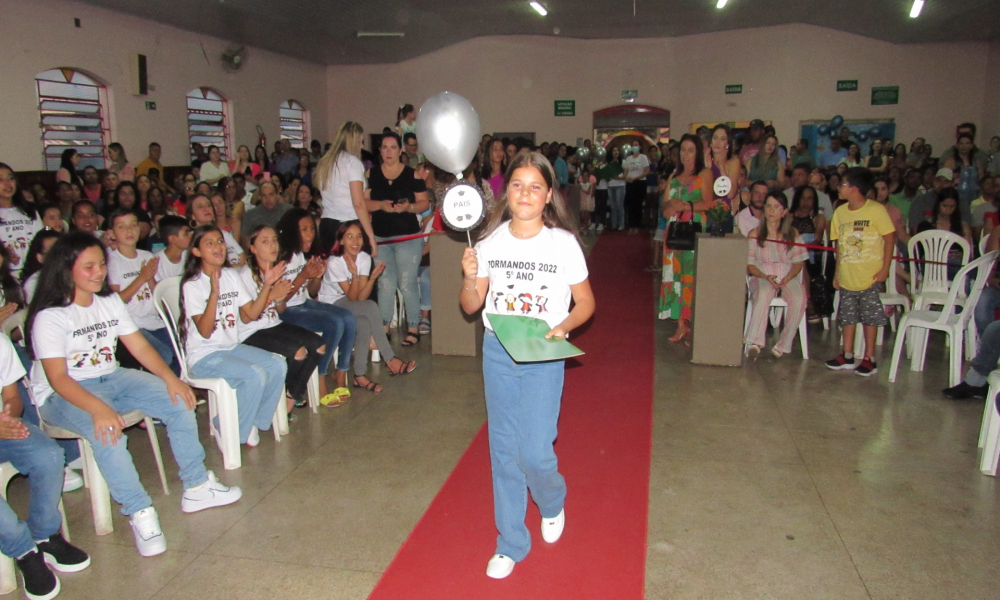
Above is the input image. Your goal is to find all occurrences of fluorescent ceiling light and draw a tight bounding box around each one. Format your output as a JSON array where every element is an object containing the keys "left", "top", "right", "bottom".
[
  {"left": 530, "top": 2, "right": 548, "bottom": 16},
  {"left": 716, "top": 0, "right": 728, "bottom": 7},
  {"left": 910, "top": 0, "right": 924, "bottom": 18},
  {"left": 356, "top": 31, "right": 405, "bottom": 37}
]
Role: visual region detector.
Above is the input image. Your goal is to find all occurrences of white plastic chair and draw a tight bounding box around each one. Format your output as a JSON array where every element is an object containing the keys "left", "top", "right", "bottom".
[
  {"left": 907, "top": 229, "right": 971, "bottom": 311},
  {"left": 38, "top": 408, "right": 169, "bottom": 536},
  {"left": 0, "top": 462, "right": 71, "bottom": 595},
  {"left": 742, "top": 281, "right": 809, "bottom": 359},
  {"left": 888, "top": 251, "right": 998, "bottom": 387},
  {"left": 979, "top": 233, "right": 990, "bottom": 257},
  {"left": 978, "top": 370, "right": 1000, "bottom": 476},
  {"left": 153, "top": 277, "right": 287, "bottom": 471}
]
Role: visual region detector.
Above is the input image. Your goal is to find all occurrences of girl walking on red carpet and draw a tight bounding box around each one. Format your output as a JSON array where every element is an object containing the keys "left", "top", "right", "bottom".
[{"left": 460, "top": 152, "right": 595, "bottom": 580}]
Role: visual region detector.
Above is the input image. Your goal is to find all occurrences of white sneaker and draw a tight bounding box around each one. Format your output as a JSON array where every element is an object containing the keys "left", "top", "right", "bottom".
[
  {"left": 541, "top": 509, "right": 565, "bottom": 543},
  {"left": 246, "top": 427, "right": 260, "bottom": 447},
  {"left": 486, "top": 554, "right": 515, "bottom": 579},
  {"left": 129, "top": 507, "right": 166, "bottom": 557},
  {"left": 62, "top": 468, "right": 83, "bottom": 493},
  {"left": 181, "top": 471, "right": 242, "bottom": 513}
]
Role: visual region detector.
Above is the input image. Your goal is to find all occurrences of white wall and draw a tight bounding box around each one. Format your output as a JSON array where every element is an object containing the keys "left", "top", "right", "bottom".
[
  {"left": 326, "top": 24, "right": 990, "bottom": 153},
  {"left": 985, "top": 40, "right": 1000, "bottom": 142},
  {"left": 0, "top": 0, "right": 328, "bottom": 171}
]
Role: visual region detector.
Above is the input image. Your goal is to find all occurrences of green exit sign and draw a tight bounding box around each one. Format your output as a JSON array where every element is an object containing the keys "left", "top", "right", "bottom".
[
  {"left": 837, "top": 80, "right": 859, "bottom": 92},
  {"left": 145, "top": 101, "right": 156, "bottom": 110},
  {"left": 554, "top": 100, "right": 575, "bottom": 117},
  {"left": 725, "top": 84, "right": 742, "bottom": 94},
  {"left": 621, "top": 89, "right": 638, "bottom": 101}
]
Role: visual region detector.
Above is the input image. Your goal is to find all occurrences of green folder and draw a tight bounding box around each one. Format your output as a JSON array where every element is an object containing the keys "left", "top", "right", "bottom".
[{"left": 486, "top": 314, "right": 584, "bottom": 363}]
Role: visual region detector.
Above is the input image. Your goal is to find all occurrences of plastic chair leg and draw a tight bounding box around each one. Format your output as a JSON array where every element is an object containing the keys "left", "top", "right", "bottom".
[
  {"left": 307, "top": 369, "right": 320, "bottom": 414},
  {"left": 272, "top": 387, "right": 289, "bottom": 440},
  {"left": 81, "top": 441, "right": 113, "bottom": 536},
  {"left": 912, "top": 329, "right": 930, "bottom": 372},
  {"left": 143, "top": 417, "right": 170, "bottom": 496},
  {"left": 213, "top": 390, "right": 242, "bottom": 471},
  {"left": 949, "top": 331, "right": 964, "bottom": 388},
  {"left": 798, "top": 314, "right": 809, "bottom": 359},
  {"left": 981, "top": 399, "right": 1000, "bottom": 476},
  {"left": 980, "top": 381, "right": 999, "bottom": 449},
  {"left": 888, "top": 323, "right": 908, "bottom": 383}
]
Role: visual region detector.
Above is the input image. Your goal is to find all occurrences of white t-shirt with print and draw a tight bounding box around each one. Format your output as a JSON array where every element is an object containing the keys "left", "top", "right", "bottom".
[
  {"left": 221, "top": 230, "right": 243, "bottom": 266},
  {"left": 182, "top": 269, "right": 250, "bottom": 368},
  {"left": 283, "top": 252, "right": 310, "bottom": 307},
  {"left": 107, "top": 249, "right": 164, "bottom": 331},
  {"left": 0, "top": 333, "right": 26, "bottom": 389},
  {"left": 0, "top": 208, "right": 41, "bottom": 276},
  {"left": 475, "top": 224, "right": 588, "bottom": 331},
  {"left": 30, "top": 294, "right": 138, "bottom": 405},
  {"left": 236, "top": 265, "right": 280, "bottom": 342},
  {"left": 622, "top": 154, "right": 650, "bottom": 182},
  {"left": 319, "top": 253, "right": 371, "bottom": 304},
  {"left": 154, "top": 250, "right": 187, "bottom": 281},
  {"left": 320, "top": 153, "right": 366, "bottom": 222}
]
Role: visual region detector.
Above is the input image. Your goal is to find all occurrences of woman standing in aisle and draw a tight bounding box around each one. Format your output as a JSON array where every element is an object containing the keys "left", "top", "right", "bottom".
[
  {"left": 659, "top": 135, "right": 713, "bottom": 343},
  {"left": 315, "top": 121, "right": 377, "bottom": 256}
]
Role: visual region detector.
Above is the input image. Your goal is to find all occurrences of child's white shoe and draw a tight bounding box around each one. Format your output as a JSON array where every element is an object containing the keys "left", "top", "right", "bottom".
[
  {"left": 486, "top": 554, "right": 515, "bottom": 579},
  {"left": 130, "top": 507, "right": 166, "bottom": 557}
]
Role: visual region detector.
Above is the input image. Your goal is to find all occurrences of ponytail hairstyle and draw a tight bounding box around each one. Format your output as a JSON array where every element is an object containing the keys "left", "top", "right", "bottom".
[
  {"left": 177, "top": 224, "right": 222, "bottom": 349},
  {"left": 330, "top": 220, "right": 371, "bottom": 257},
  {"left": 21, "top": 229, "right": 63, "bottom": 285},
  {"left": 0, "top": 243, "right": 24, "bottom": 309},
  {"left": 755, "top": 191, "right": 797, "bottom": 249},
  {"left": 26, "top": 231, "right": 109, "bottom": 358},
  {"left": 0, "top": 163, "right": 39, "bottom": 221},
  {"left": 478, "top": 151, "right": 579, "bottom": 246},
  {"left": 397, "top": 103, "right": 414, "bottom": 124},
  {"left": 245, "top": 224, "right": 275, "bottom": 289}
]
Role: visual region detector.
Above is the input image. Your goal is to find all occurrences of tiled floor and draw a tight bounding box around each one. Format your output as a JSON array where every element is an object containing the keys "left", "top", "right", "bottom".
[{"left": 6, "top": 270, "right": 1000, "bottom": 599}]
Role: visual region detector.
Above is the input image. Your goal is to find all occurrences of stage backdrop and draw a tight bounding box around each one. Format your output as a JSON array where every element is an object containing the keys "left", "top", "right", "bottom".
[{"left": 799, "top": 118, "right": 896, "bottom": 161}]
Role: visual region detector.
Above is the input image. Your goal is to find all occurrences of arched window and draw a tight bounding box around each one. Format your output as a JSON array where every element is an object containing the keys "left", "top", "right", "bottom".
[
  {"left": 279, "top": 100, "right": 309, "bottom": 149},
  {"left": 36, "top": 68, "right": 111, "bottom": 170},
  {"left": 187, "top": 88, "right": 232, "bottom": 161}
]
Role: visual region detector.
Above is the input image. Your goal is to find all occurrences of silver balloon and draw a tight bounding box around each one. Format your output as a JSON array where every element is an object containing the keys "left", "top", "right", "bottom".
[
  {"left": 593, "top": 146, "right": 607, "bottom": 161},
  {"left": 415, "top": 92, "right": 482, "bottom": 178},
  {"left": 575, "top": 147, "right": 590, "bottom": 163}
]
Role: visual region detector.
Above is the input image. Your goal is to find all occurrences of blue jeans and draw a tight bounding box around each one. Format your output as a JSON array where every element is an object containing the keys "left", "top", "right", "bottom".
[
  {"left": 142, "top": 327, "right": 179, "bottom": 376},
  {"left": 967, "top": 320, "right": 1000, "bottom": 386},
  {"left": 974, "top": 286, "right": 1000, "bottom": 336},
  {"left": 608, "top": 185, "right": 626, "bottom": 230},
  {"left": 482, "top": 331, "right": 566, "bottom": 562},
  {"left": 375, "top": 237, "right": 422, "bottom": 329},
  {"left": 38, "top": 368, "right": 208, "bottom": 516},
  {"left": 418, "top": 265, "right": 431, "bottom": 311},
  {"left": 190, "top": 345, "right": 285, "bottom": 443},
  {"left": 281, "top": 299, "right": 355, "bottom": 374},
  {"left": 0, "top": 422, "right": 64, "bottom": 559}
]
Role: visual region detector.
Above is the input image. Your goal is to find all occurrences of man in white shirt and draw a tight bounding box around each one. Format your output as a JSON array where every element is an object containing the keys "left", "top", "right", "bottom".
[
  {"left": 622, "top": 144, "right": 650, "bottom": 231},
  {"left": 737, "top": 181, "right": 768, "bottom": 236}
]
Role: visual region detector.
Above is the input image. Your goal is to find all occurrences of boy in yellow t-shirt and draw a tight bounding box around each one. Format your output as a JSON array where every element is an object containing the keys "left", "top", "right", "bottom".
[{"left": 827, "top": 168, "right": 896, "bottom": 376}]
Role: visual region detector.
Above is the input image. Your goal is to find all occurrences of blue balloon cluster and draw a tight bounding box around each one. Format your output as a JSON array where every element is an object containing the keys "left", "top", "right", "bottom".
[{"left": 817, "top": 115, "right": 884, "bottom": 143}]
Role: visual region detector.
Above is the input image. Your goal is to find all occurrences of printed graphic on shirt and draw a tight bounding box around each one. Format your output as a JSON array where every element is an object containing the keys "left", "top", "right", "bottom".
[
  {"left": 216, "top": 290, "right": 241, "bottom": 331},
  {"left": 484, "top": 258, "right": 561, "bottom": 319},
  {"left": 69, "top": 318, "right": 120, "bottom": 368}
]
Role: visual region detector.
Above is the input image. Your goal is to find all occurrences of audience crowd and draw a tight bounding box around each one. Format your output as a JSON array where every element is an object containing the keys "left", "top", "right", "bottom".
[{"left": 0, "top": 111, "right": 998, "bottom": 597}]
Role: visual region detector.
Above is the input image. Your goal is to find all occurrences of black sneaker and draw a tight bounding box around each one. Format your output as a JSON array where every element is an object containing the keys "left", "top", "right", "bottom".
[
  {"left": 826, "top": 353, "right": 857, "bottom": 370},
  {"left": 36, "top": 533, "right": 90, "bottom": 573},
  {"left": 942, "top": 382, "right": 989, "bottom": 400},
  {"left": 855, "top": 358, "right": 878, "bottom": 377},
  {"left": 15, "top": 549, "right": 60, "bottom": 600}
]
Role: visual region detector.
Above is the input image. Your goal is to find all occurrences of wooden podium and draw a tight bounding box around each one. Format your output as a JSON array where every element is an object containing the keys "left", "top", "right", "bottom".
[
  {"left": 429, "top": 232, "right": 483, "bottom": 356},
  {"left": 690, "top": 234, "right": 748, "bottom": 366}
]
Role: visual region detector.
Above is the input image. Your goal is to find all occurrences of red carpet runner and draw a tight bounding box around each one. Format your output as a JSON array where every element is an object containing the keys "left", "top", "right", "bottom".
[{"left": 368, "top": 232, "right": 653, "bottom": 599}]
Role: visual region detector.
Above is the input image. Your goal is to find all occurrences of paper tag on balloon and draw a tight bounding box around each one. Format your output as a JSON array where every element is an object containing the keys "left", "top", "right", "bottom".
[
  {"left": 713, "top": 175, "right": 733, "bottom": 197},
  {"left": 440, "top": 181, "right": 486, "bottom": 232}
]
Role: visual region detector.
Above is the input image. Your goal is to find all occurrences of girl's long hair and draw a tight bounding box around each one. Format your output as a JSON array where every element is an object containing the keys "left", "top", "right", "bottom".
[
  {"left": 0, "top": 244, "right": 24, "bottom": 309},
  {"left": 330, "top": 220, "right": 371, "bottom": 257},
  {"left": 315, "top": 121, "right": 363, "bottom": 193},
  {"left": 0, "top": 163, "right": 39, "bottom": 221},
  {"left": 177, "top": 225, "right": 222, "bottom": 349},
  {"left": 754, "top": 191, "right": 797, "bottom": 249},
  {"left": 108, "top": 142, "right": 128, "bottom": 170},
  {"left": 477, "top": 152, "right": 579, "bottom": 245},
  {"left": 790, "top": 185, "right": 819, "bottom": 218},
  {"left": 276, "top": 207, "right": 315, "bottom": 263},
  {"left": 25, "top": 231, "right": 110, "bottom": 359},
  {"left": 480, "top": 139, "right": 507, "bottom": 182},
  {"left": 710, "top": 124, "right": 734, "bottom": 161},
  {"left": 750, "top": 135, "right": 779, "bottom": 178},
  {"left": 245, "top": 224, "right": 274, "bottom": 289},
  {"left": 59, "top": 149, "right": 82, "bottom": 186},
  {"left": 933, "top": 188, "right": 965, "bottom": 235},
  {"left": 21, "top": 229, "right": 63, "bottom": 284}
]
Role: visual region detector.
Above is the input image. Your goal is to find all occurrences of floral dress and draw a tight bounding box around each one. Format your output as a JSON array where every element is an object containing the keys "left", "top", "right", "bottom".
[{"left": 659, "top": 176, "right": 705, "bottom": 321}]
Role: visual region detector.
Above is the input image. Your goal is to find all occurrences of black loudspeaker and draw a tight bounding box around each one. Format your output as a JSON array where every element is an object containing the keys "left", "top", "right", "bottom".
[{"left": 132, "top": 54, "right": 148, "bottom": 96}]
